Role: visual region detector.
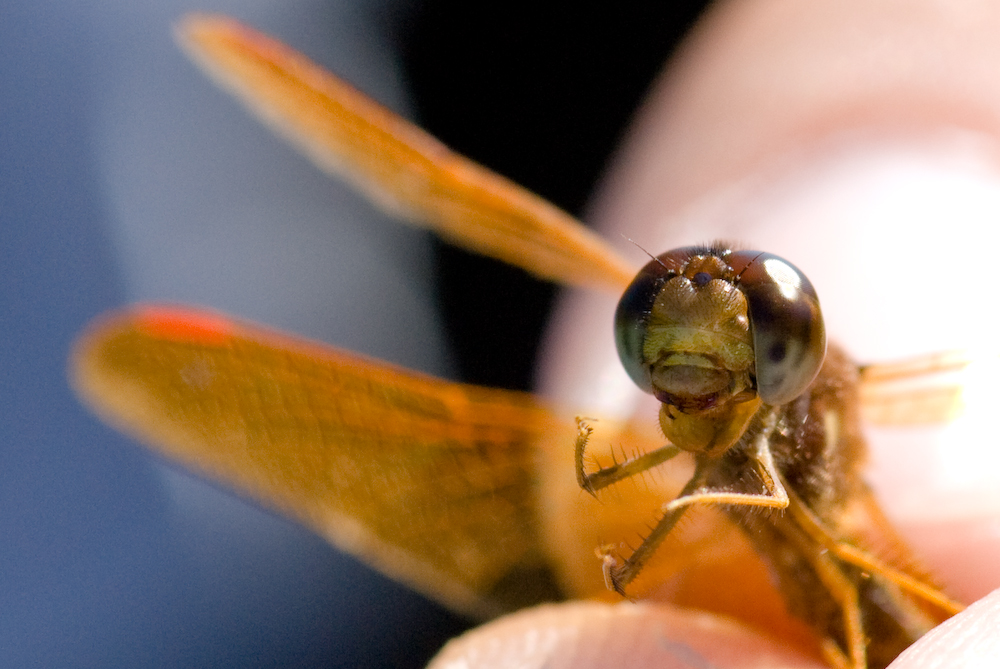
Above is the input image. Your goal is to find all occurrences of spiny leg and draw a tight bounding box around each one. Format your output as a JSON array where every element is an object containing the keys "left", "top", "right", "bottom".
[
  {"left": 814, "top": 561, "right": 864, "bottom": 669},
  {"left": 603, "top": 462, "right": 794, "bottom": 594},
  {"left": 781, "top": 506, "right": 866, "bottom": 669},
  {"left": 785, "top": 486, "right": 964, "bottom": 616},
  {"left": 574, "top": 417, "right": 681, "bottom": 495},
  {"left": 591, "top": 410, "right": 794, "bottom": 594},
  {"left": 601, "top": 465, "right": 707, "bottom": 594}
]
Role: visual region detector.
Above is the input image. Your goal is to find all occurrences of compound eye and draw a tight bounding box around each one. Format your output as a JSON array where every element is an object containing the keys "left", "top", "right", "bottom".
[
  {"left": 614, "top": 247, "right": 699, "bottom": 392},
  {"left": 730, "top": 251, "right": 826, "bottom": 405}
]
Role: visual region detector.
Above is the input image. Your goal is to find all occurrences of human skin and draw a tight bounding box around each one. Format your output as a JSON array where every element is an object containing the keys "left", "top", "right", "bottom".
[{"left": 431, "top": 1, "right": 1000, "bottom": 667}]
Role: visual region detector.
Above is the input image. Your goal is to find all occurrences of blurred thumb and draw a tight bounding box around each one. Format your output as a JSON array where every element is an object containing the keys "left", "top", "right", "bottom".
[{"left": 428, "top": 600, "right": 824, "bottom": 669}]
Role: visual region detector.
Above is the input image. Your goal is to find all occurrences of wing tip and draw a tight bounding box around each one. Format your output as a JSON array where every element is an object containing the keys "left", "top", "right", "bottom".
[
  {"left": 130, "top": 305, "right": 235, "bottom": 344},
  {"left": 68, "top": 308, "right": 135, "bottom": 426},
  {"left": 69, "top": 304, "right": 235, "bottom": 403},
  {"left": 172, "top": 13, "right": 275, "bottom": 89},
  {"left": 173, "top": 12, "right": 289, "bottom": 71},
  {"left": 74, "top": 304, "right": 235, "bottom": 349},
  {"left": 173, "top": 12, "right": 237, "bottom": 49}
]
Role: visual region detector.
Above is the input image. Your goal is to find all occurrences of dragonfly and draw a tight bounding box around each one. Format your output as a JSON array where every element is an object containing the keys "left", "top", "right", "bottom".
[{"left": 70, "top": 14, "right": 971, "bottom": 669}]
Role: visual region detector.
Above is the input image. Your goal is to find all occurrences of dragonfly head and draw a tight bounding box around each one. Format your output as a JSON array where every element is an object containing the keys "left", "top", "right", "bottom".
[{"left": 615, "top": 244, "right": 826, "bottom": 454}]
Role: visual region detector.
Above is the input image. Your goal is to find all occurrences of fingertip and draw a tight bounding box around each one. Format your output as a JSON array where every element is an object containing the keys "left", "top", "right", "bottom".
[
  {"left": 890, "top": 587, "right": 1000, "bottom": 669},
  {"left": 428, "top": 601, "right": 824, "bottom": 669}
]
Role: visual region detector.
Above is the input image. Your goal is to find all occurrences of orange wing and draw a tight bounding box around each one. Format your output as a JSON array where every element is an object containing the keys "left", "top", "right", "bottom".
[
  {"left": 70, "top": 304, "right": 804, "bottom": 636},
  {"left": 176, "top": 14, "right": 633, "bottom": 294},
  {"left": 71, "top": 305, "right": 559, "bottom": 619}
]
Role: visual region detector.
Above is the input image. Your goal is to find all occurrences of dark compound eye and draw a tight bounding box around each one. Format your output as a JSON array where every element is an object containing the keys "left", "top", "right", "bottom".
[
  {"left": 729, "top": 251, "right": 826, "bottom": 405},
  {"left": 614, "top": 246, "right": 703, "bottom": 393}
]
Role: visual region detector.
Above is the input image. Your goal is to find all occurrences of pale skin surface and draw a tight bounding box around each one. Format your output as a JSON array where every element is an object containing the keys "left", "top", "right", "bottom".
[{"left": 435, "top": 0, "right": 1000, "bottom": 667}]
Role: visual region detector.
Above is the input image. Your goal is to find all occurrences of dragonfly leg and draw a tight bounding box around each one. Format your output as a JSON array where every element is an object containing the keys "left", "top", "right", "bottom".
[
  {"left": 782, "top": 513, "right": 866, "bottom": 669},
  {"left": 574, "top": 417, "right": 681, "bottom": 495},
  {"left": 601, "top": 469, "right": 706, "bottom": 595},
  {"left": 601, "top": 409, "right": 792, "bottom": 593},
  {"left": 786, "top": 486, "right": 964, "bottom": 617}
]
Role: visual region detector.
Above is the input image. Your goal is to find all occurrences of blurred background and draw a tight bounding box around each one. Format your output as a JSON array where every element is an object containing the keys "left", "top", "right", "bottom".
[{"left": 0, "top": 1, "right": 708, "bottom": 666}]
